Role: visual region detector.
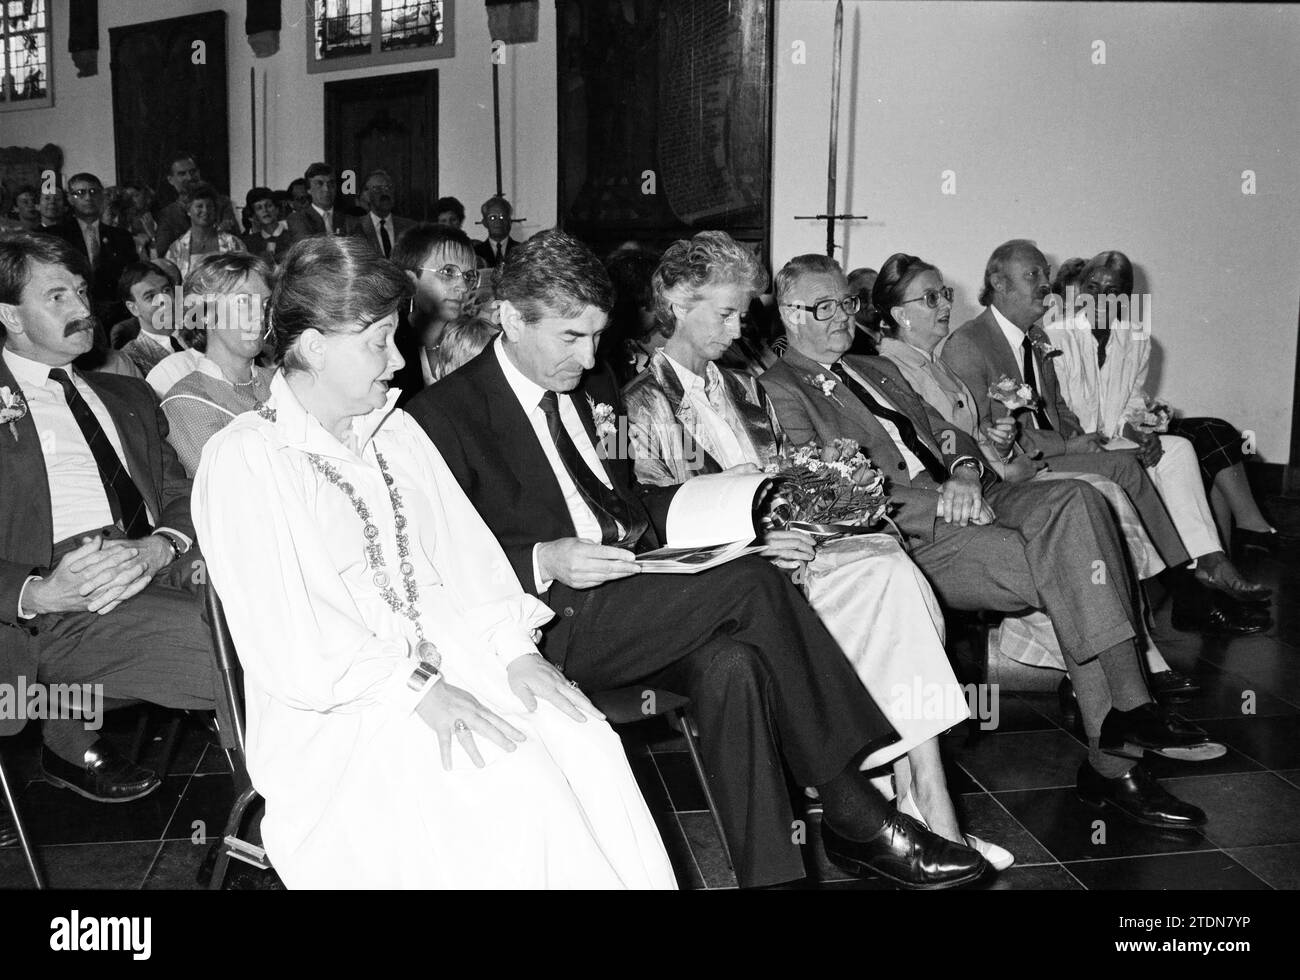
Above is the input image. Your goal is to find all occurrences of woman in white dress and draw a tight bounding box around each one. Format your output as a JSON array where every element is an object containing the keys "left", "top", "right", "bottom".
[
  {"left": 193, "top": 236, "right": 675, "bottom": 889},
  {"left": 623, "top": 231, "right": 1011, "bottom": 871}
]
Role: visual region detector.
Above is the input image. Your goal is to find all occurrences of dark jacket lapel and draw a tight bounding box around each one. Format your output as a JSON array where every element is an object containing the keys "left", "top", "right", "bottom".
[{"left": 0, "top": 357, "right": 54, "bottom": 566}]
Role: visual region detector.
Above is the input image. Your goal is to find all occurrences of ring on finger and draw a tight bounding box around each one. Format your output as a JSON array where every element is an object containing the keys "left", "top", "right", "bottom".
[
  {"left": 567, "top": 680, "right": 580, "bottom": 689},
  {"left": 454, "top": 719, "right": 469, "bottom": 733}
]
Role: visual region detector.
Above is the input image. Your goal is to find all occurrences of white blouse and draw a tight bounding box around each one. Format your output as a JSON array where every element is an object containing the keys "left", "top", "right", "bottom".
[{"left": 1043, "top": 311, "right": 1151, "bottom": 439}]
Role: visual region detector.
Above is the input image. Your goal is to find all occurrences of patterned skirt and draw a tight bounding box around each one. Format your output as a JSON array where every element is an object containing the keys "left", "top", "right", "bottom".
[{"left": 1166, "top": 416, "right": 1243, "bottom": 488}]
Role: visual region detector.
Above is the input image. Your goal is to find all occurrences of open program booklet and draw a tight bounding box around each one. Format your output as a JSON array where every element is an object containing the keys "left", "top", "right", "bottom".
[{"left": 635, "top": 473, "right": 770, "bottom": 574}]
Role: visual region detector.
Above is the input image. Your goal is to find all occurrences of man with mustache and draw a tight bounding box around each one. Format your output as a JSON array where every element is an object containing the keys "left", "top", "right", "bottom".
[
  {"left": 941, "top": 240, "right": 1268, "bottom": 633},
  {"left": 0, "top": 233, "right": 215, "bottom": 803}
]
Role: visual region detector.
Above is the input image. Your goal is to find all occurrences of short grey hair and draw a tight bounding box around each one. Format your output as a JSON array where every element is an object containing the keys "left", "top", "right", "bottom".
[
  {"left": 979, "top": 238, "right": 1041, "bottom": 306},
  {"left": 774, "top": 253, "right": 843, "bottom": 307},
  {"left": 651, "top": 230, "right": 768, "bottom": 338}
]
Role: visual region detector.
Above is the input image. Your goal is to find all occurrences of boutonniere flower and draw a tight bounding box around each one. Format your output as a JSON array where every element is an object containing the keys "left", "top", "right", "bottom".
[
  {"left": 1033, "top": 338, "right": 1062, "bottom": 360},
  {"left": 589, "top": 400, "right": 617, "bottom": 441},
  {"left": 1128, "top": 398, "right": 1173, "bottom": 434},
  {"left": 987, "top": 375, "right": 1040, "bottom": 413},
  {"left": 803, "top": 372, "right": 844, "bottom": 407},
  {"left": 0, "top": 386, "right": 28, "bottom": 441}
]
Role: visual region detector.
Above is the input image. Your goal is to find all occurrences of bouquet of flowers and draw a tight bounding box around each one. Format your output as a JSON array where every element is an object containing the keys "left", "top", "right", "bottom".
[
  {"left": 0, "top": 386, "right": 28, "bottom": 441},
  {"left": 987, "top": 375, "right": 1040, "bottom": 414},
  {"left": 759, "top": 438, "right": 890, "bottom": 534},
  {"left": 1128, "top": 397, "right": 1173, "bottom": 434}
]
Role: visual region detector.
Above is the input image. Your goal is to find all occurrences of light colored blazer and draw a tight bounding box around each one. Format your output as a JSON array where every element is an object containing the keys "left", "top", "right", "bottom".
[
  {"left": 621, "top": 350, "right": 782, "bottom": 487},
  {"left": 1043, "top": 312, "right": 1150, "bottom": 440},
  {"left": 940, "top": 306, "right": 1084, "bottom": 457}
]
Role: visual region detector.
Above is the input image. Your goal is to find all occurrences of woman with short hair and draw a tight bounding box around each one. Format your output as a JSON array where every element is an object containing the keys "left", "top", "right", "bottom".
[
  {"left": 193, "top": 236, "right": 674, "bottom": 888},
  {"left": 241, "top": 186, "right": 291, "bottom": 263},
  {"left": 164, "top": 182, "right": 243, "bottom": 277},
  {"left": 160, "top": 253, "right": 276, "bottom": 476},
  {"left": 624, "top": 231, "right": 1010, "bottom": 871}
]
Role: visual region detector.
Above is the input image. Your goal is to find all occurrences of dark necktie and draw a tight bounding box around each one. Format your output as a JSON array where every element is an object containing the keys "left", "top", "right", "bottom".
[
  {"left": 379, "top": 218, "right": 391, "bottom": 257},
  {"left": 495, "top": 242, "right": 504, "bottom": 264},
  {"left": 1020, "top": 335, "right": 1055, "bottom": 430},
  {"left": 48, "top": 368, "right": 153, "bottom": 539},
  {"left": 169, "top": 336, "right": 184, "bottom": 353},
  {"left": 829, "top": 362, "right": 948, "bottom": 483},
  {"left": 538, "top": 391, "right": 640, "bottom": 547}
]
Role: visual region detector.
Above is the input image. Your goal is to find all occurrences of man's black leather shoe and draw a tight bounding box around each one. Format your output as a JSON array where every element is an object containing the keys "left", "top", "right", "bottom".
[
  {"left": 41, "top": 741, "right": 161, "bottom": 803},
  {"left": 821, "top": 812, "right": 988, "bottom": 890},
  {"left": 1077, "top": 761, "right": 1207, "bottom": 830},
  {"left": 1149, "top": 669, "right": 1200, "bottom": 702},
  {"left": 1171, "top": 597, "right": 1269, "bottom": 636},
  {"left": 1099, "top": 702, "right": 1225, "bottom": 761}
]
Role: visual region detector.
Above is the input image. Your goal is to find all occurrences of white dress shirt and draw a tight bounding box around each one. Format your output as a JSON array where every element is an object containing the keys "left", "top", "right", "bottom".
[
  {"left": 494, "top": 338, "right": 616, "bottom": 590},
  {"left": 313, "top": 204, "right": 335, "bottom": 234},
  {"left": 990, "top": 303, "right": 1051, "bottom": 432},
  {"left": 368, "top": 211, "right": 395, "bottom": 254},
  {"left": 662, "top": 353, "right": 751, "bottom": 469}
]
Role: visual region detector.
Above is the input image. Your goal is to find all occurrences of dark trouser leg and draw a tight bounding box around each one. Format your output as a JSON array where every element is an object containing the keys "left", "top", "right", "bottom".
[
  {"left": 35, "top": 572, "right": 217, "bottom": 763},
  {"left": 1049, "top": 449, "right": 1190, "bottom": 568},
  {"left": 561, "top": 557, "right": 898, "bottom": 886},
  {"left": 645, "top": 637, "right": 803, "bottom": 888}
]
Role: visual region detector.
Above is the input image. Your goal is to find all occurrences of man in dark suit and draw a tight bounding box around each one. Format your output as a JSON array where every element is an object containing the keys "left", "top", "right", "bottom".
[
  {"left": 351, "top": 169, "right": 414, "bottom": 259},
  {"left": 761, "top": 254, "right": 1215, "bottom": 832},
  {"left": 54, "top": 172, "right": 139, "bottom": 326},
  {"left": 0, "top": 233, "right": 215, "bottom": 803},
  {"left": 472, "top": 195, "right": 520, "bottom": 268},
  {"left": 941, "top": 239, "right": 1266, "bottom": 631},
  {"left": 407, "top": 231, "right": 988, "bottom": 890},
  {"left": 286, "top": 163, "right": 360, "bottom": 246}
]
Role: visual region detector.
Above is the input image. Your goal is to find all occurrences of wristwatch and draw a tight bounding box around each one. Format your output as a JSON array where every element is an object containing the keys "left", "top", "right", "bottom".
[{"left": 407, "top": 660, "right": 442, "bottom": 693}]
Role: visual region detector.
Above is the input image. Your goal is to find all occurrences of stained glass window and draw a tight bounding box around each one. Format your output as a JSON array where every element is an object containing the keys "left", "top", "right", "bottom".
[
  {"left": 311, "top": 0, "right": 451, "bottom": 71},
  {"left": 0, "top": 0, "right": 51, "bottom": 110}
]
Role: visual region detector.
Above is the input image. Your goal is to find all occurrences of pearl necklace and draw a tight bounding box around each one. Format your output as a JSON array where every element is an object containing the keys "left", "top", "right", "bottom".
[{"left": 255, "top": 402, "right": 440, "bottom": 666}]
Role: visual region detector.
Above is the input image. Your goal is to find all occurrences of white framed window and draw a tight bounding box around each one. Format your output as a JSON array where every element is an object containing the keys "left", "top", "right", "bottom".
[
  {"left": 0, "top": 0, "right": 52, "bottom": 112},
  {"left": 307, "top": 0, "right": 454, "bottom": 74}
]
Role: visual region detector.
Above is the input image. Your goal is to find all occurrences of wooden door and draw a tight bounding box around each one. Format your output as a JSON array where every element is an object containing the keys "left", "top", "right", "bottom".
[
  {"left": 324, "top": 70, "right": 438, "bottom": 221},
  {"left": 109, "top": 11, "right": 229, "bottom": 203}
]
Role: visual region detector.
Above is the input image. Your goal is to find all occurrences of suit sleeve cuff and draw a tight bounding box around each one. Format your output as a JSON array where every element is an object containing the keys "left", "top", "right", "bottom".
[
  {"left": 154, "top": 527, "right": 193, "bottom": 553},
  {"left": 950, "top": 455, "right": 984, "bottom": 479}
]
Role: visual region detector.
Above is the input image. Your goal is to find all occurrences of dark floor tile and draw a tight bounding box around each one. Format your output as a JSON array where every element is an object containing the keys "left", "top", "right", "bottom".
[
  {"left": 626, "top": 750, "right": 672, "bottom": 815},
  {"left": 142, "top": 838, "right": 207, "bottom": 890},
  {"left": 996, "top": 786, "right": 1214, "bottom": 863},
  {"left": 16, "top": 774, "right": 188, "bottom": 846},
  {"left": 652, "top": 750, "right": 709, "bottom": 813},
  {"left": 974, "top": 863, "right": 1083, "bottom": 890},
  {"left": 1278, "top": 769, "right": 1300, "bottom": 790},
  {"left": 947, "top": 730, "right": 1088, "bottom": 792},
  {"left": 1162, "top": 771, "right": 1300, "bottom": 849},
  {"left": 1198, "top": 715, "right": 1300, "bottom": 770},
  {"left": 988, "top": 691, "right": 1062, "bottom": 733},
  {"left": 1063, "top": 850, "right": 1269, "bottom": 890},
  {"left": 813, "top": 874, "right": 903, "bottom": 890},
  {"left": 162, "top": 772, "right": 237, "bottom": 842},
  {"left": 651, "top": 810, "right": 703, "bottom": 890},
  {"left": 1224, "top": 843, "right": 1300, "bottom": 890},
  {"left": 677, "top": 810, "right": 737, "bottom": 889},
  {"left": 942, "top": 757, "right": 983, "bottom": 796},
  {"left": 1170, "top": 665, "right": 1300, "bottom": 720},
  {"left": 0, "top": 841, "right": 160, "bottom": 890},
  {"left": 193, "top": 741, "right": 236, "bottom": 776},
  {"left": 957, "top": 791, "right": 1054, "bottom": 866}
]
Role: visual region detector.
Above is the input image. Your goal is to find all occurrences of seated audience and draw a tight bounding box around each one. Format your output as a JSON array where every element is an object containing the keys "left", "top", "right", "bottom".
[
  {"left": 434, "top": 195, "right": 465, "bottom": 231},
  {"left": 942, "top": 240, "right": 1269, "bottom": 634},
  {"left": 55, "top": 172, "right": 140, "bottom": 325},
  {"left": 1047, "top": 249, "right": 1283, "bottom": 557},
  {"left": 160, "top": 253, "right": 275, "bottom": 476},
  {"left": 473, "top": 195, "right": 519, "bottom": 268},
  {"left": 164, "top": 183, "right": 244, "bottom": 278},
  {"left": 759, "top": 253, "right": 1219, "bottom": 832},
  {"left": 117, "top": 262, "right": 185, "bottom": 374},
  {"left": 12, "top": 184, "right": 41, "bottom": 232},
  {"left": 0, "top": 232, "right": 216, "bottom": 803},
  {"left": 120, "top": 180, "right": 158, "bottom": 259},
  {"left": 428, "top": 315, "right": 499, "bottom": 383},
  {"left": 624, "top": 231, "right": 1012, "bottom": 869},
  {"left": 872, "top": 252, "right": 1195, "bottom": 698},
  {"left": 154, "top": 151, "right": 239, "bottom": 257},
  {"left": 845, "top": 266, "right": 880, "bottom": 355},
  {"left": 241, "top": 187, "right": 291, "bottom": 263},
  {"left": 286, "top": 163, "right": 359, "bottom": 243},
  {"left": 389, "top": 223, "right": 480, "bottom": 403},
  {"left": 353, "top": 169, "right": 413, "bottom": 259},
  {"left": 406, "top": 230, "right": 991, "bottom": 890},
  {"left": 193, "top": 235, "right": 675, "bottom": 889},
  {"left": 38, "top": 188, "right": 67, "bottom": 230}
]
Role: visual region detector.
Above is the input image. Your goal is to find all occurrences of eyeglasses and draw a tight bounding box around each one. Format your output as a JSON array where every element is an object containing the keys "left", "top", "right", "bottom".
[
  {"left": 899, "top": 286, "right": 954, "bottom": 309},
  {"left": 419, "top": 265, "right": 480, "bottom": 288},
  {"left": 785, "top": 295, "right": 860, "bottom": 321},
  {"left": 68, "top": 187, "right": 102, "bottom": 198}
]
